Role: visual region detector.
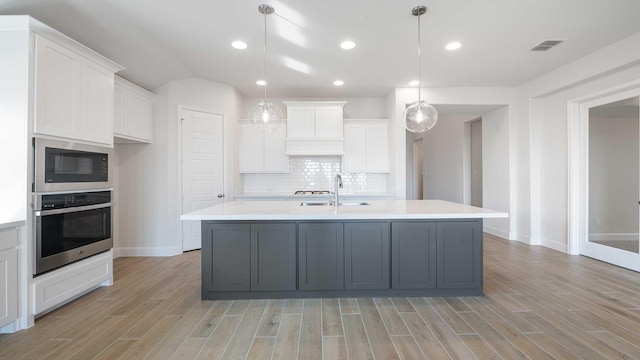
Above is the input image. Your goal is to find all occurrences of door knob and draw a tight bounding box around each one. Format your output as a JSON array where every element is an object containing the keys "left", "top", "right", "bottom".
[{"left": 217, "top": 194, "right": 225, "bottom": 198}]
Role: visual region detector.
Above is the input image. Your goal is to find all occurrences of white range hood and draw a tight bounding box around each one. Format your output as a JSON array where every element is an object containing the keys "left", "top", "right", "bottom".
[{"left": 284, "top": 101, "right": 347, "bottom": 156}]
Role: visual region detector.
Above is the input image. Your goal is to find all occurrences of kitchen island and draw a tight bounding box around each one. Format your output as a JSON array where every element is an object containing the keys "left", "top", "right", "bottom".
[{"left": 181, "top": 200, "right": 508, "bottom": 300}]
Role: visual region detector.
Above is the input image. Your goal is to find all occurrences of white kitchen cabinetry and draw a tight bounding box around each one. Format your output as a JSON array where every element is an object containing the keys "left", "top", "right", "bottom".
[
  {"left": 0, "top": 228, "right": 18, "bottom": 331},
  {"left": 239, "top": 123, "right": 288, "bottom": 173},
  {"left": 34, "top": 35, "right": 120, "bottom": 146},
  {"left": 33, "top": 251, "right": 112, "bottom": 315},
  {"left": 114, "top": 76, "right": 154, "bottom": 143},
  {"left": 284, "top": 101, "right": 346, "bottom": 155},
  {"left": 343, "top": 120, "right": 390, "bottom": 173}
]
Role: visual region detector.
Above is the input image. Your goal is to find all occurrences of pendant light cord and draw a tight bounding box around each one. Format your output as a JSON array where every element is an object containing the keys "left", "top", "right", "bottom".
[
  {"left": 417, "top": 11, "right": 422, "bottom": 105},
  {"left": 263, "top": 10, "right": 268, "bottom": 106}
]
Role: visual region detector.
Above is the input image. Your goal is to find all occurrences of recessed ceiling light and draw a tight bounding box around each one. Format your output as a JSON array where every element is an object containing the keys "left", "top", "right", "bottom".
[
  {"left": 231, "top": 41, "right": 247, "bottom": 50},
  {"left": 445, "top": 41, "right": 462, "bottom": 51},
  {"left": 409, "top": 80, "right": 419, "bottom": 86},
  {"left": 333, "top": 80, "right": 344, "bottom": 86},
  {"left": 340, "top": 41, "right": 356, "bottom": 50},
  {"left": 256, "top": 80, "right": 266, "bottom": 86}
]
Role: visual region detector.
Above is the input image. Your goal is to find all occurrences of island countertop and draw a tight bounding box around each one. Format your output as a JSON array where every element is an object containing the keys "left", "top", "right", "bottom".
[{"left": 181, "top": 199, "right": 508, "bottom": 221}]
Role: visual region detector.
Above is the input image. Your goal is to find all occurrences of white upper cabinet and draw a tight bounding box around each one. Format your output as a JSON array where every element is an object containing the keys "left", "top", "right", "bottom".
[
  {"left": 239, "top": 123, "right": 288, "bottom": 173},
  {"left": 82, "top": 62, "right": 114, "bottom": 145},
  {"left": 343, "top": 120, "right": 390, "bottom": 173},
  {"left": 114, "top": 76, "right": 154, "bottom": 143},
  {"left": 343, "top": 124, "right": 367, "bottom": 172},
  {"left": 34, "top": 35, "right": 120, "bottom": 146},
  {"left": 284, "top": 101, "right": 346, "bottom": 155},
  {"left": 34, "top": 36, "right": 80, "bottom": 139}
]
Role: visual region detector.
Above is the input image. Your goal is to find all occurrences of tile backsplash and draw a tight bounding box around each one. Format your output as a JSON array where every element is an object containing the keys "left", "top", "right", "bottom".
[{"left": 243, "top": 156, "right": 388, "bottom": 194}]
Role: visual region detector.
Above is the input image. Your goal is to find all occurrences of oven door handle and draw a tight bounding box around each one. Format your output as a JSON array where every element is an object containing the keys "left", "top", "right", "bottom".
[{"left": 35, "top": 202, "right": 113, "bottom": 216}]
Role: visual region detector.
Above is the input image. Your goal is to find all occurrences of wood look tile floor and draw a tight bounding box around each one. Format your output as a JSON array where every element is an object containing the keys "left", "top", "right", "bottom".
[{"left": 2, "top": 234, "right": 640, "bottom": 359}]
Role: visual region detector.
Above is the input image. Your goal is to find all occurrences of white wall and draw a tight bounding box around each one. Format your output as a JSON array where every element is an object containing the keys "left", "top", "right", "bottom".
[
  {"left": 116, "top": 78, "right": 242, "bottom": 256},
  {"left": 481, "top": 106, "right": 511, "bottom": 238},
  {"left": 517, "top": 31, "right": 640, "bottom": 252},
  {"left": 589, "top": 113, "right": 639, "bottom": 236},
  {"left": 0, "top": 30, "right": 29, "bottom": 224}
]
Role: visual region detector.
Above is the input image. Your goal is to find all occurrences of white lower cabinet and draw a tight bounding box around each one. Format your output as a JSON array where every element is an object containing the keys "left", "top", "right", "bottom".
[
  {"left": 239, "top": 123, "right": 288, "bottom": 173},
  {"left": 0, "top": 228, "right": 18, "bottom": 331},
  {"left": 33, "top": 251, "right": 113, "bottom": 315},
  {"left": 114, "top": 76, "right": 154, "bottom": 143},
  {"left": 343, "top": 120, "right": 390, "bottom": 173}
]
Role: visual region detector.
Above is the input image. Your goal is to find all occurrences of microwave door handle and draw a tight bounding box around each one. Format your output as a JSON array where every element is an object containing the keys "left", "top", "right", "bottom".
[{"left": 35, "top": 202, "right": 113, "bottom": 216}]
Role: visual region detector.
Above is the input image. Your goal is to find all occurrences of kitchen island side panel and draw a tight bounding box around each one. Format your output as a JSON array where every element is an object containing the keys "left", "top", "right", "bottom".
[
  {"left": 200, "top": 219, "right": 483, "bottom": 299},
  {"left": 436, "top": 220, "right": 483, "bottom": 289}
]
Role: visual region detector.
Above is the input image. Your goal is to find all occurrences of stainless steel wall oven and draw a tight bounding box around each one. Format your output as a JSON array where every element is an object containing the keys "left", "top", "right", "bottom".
[{"left": 34, "top": 191, "right": 113, "bottom": 276}]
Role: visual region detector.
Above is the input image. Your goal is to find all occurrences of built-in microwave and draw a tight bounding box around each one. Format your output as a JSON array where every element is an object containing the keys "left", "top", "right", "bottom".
[{"left": 34, "top": 138, "right": 112, "bottom": 192}]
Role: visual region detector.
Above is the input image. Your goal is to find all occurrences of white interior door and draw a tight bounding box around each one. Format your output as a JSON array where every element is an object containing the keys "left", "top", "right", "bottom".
[
  {"left": 181, "top": 109, "right": 224, "bottom": 251},
  {"left": 581, "top": 95, "right": 640, "bottom": 270}
]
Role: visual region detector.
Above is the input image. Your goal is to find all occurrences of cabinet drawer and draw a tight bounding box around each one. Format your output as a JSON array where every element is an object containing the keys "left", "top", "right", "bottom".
[
  {"left": 0, "top": 228, "right": 18, "bottom": 251},
  {"left": 33, "top": 251, "right": 112, "bottom": 315}
]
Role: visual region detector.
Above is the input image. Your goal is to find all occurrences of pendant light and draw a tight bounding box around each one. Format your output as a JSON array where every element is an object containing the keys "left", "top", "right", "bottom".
[
  {"left": 405, "top": 6, "right": 438, "bottom": 133},
  {"left": 248, "top": 4, "right": 283, "bottom": 132}
]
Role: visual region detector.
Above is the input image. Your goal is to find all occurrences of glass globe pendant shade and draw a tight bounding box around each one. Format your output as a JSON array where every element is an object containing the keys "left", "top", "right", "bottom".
[
  {"left": 405, "top": 101, "right": 438, "bottom": 133},
  {"left": 248, "top": 100, "right": 284, "bottom": 132}
]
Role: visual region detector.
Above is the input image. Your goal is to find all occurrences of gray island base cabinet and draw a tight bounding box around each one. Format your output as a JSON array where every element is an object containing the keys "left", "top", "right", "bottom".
[{"left": 201, "top": 220, "right": 483, "bottom": 300}]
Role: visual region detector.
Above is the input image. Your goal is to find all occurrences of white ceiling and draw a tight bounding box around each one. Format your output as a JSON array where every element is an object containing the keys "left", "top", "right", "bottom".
[{"left": 2, "top": 0, "right": 640, "bottom": 98}]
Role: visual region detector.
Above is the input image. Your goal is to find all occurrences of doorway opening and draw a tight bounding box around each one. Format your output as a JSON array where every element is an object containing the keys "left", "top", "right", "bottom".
[
  {"left": 568, "top": 83, "right": 640, "bottom": 271},
  {"left": 466, "top": 118, "right": 483, "bottom": 207},
  {"left": 412, "top": 138, "right": 424, "bottom": 199}
]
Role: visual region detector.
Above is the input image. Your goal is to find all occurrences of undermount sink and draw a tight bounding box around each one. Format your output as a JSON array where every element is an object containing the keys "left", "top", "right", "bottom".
[
  {"left": 300, "top": 201, "right": 332, "bottom": 206},
  {"left": 300, "top": 201, "right": 370, "bottom": 206}
]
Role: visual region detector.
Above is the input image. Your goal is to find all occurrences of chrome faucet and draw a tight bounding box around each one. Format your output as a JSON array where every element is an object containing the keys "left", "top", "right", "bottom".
[{"left": 333, "top": 174, "right": 343, "bottom": 207}]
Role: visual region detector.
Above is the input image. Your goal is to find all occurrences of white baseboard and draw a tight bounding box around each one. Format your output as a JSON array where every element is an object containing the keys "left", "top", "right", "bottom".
[
  {"left": 483, "top": 225, "right": 509, "bottom": 240},
  {"left": 540, "top": 237, "right": 567, "bottom": 253},
  {"left": 588, "top": 233, "right": 638, "bottom": 241},
  {"left": 115, "top": 246, "right": 181, "bottom": 257},
  {"left": 516, "top": 233, "right": 531, "bottom": 244},
  {"left": 0, "top": 320, "right": 19, "bottom": 333}
]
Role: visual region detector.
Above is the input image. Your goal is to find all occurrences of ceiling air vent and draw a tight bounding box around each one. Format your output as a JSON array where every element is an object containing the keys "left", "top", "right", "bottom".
[{"left": 530, "top": 40, "right": 564, "bottom": 52}]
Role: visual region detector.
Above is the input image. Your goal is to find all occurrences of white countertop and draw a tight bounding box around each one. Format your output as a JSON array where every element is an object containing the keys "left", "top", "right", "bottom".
[
  {"left": 234, "top": 193, "right": 396, "bottom": 200},
  {"left": 181, "top": 200, "right": 508, "bottom": 221},
  {"left": 0, "top": 220, "right": 25, "bottom": 231}
]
